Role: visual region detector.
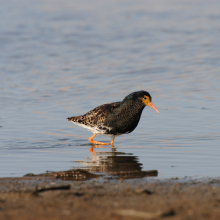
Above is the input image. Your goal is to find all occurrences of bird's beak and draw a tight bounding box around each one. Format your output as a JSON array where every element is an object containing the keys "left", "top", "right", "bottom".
[{"left": 148, "top": 102, "right": 160, "bottom": 114}]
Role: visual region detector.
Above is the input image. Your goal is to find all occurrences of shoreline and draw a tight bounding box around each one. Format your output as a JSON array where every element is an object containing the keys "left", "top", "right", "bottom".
[{"left": 0, "top": 175, "right": 220, "bottom": 220}]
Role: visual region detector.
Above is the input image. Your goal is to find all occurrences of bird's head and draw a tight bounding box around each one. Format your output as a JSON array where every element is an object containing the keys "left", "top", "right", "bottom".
[{"left": 123, "top": 91, "right": 160, "bottom": 114}]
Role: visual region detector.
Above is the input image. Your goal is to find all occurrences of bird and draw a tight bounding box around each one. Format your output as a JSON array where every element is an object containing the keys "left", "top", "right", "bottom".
[{"left": 67, "top": 90, "right": 159, "bottom": 145}]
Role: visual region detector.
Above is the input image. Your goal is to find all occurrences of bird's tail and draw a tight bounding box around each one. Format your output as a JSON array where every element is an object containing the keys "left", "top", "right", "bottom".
[{"left": 67, "top": 117, "right": 76, "bottom": 122}]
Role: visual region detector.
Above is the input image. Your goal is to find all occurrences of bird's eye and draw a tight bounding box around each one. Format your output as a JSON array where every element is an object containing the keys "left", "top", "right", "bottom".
[{"left": 143, "top": 96, "right": 147, "bottom": 100}]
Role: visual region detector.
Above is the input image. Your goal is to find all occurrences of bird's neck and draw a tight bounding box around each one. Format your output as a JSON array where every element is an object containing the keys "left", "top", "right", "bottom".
[{"left": 120, "top": 100, "right": 145, "bottom": 117}]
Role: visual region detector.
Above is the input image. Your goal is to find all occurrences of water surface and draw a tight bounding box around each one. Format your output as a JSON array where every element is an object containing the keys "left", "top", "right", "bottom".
[{"left": 1, "top": 0, "right": 220, "bottom": 179}]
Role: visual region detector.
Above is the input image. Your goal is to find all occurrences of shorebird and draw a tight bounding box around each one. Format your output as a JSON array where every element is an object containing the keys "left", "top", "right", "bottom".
[{"left": 67, "top": 91, "right": 159, "bottom": 145}]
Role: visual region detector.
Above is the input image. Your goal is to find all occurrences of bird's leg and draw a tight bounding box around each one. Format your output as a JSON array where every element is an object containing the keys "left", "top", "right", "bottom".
[
  {"left": 88, "top": 133, "right": 110, "bottom": 145},
  {"left": 111, "top": 136, "right": 115, "bottom": 146}
]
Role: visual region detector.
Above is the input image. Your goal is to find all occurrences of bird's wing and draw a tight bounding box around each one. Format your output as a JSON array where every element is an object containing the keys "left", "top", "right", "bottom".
[{"left": 67, "top": 102, "right": 121, "bottom": 127}]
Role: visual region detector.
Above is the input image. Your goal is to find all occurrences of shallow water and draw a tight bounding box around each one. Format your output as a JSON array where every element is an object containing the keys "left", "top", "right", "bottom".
[{"left": 1, "top": 0, "right": 220, "bottom": 179}]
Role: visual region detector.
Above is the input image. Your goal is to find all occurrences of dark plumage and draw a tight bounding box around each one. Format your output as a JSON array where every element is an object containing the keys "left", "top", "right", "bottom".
[{"left": 67, "top": 91, "right": 159, "bottom": 145}]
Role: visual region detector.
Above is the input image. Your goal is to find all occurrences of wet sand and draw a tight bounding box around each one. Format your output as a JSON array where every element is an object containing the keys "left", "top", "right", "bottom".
[{"left": 0, "top": 175, "right": 220, "bottom": 220}]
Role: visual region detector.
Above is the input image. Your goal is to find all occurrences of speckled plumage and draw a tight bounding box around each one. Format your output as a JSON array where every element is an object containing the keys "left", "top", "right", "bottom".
[{"left": 67, "top": 91, "right": 159, "bottom": 145}]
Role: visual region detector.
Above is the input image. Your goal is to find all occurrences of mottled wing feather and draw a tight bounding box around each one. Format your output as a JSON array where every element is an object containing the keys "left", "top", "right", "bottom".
[{"left": 67, "top": 102, "right": 121, "bottom": 134}]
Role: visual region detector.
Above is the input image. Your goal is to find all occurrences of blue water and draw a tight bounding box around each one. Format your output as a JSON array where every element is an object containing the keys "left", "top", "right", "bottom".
[{"left": 1, "top": 0, "right": 220, "bottom": 178}]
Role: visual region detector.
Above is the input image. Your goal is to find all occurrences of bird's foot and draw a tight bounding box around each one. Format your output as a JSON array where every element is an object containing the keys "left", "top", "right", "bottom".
[
  {"left": 89, "top": 140, "right": 110, "bottom": 145},
  {"left": 88, "top": 133, "right": 112, "bottom": 145}
]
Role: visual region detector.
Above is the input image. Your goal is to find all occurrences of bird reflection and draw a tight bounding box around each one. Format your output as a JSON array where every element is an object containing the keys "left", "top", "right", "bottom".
[
  {"left": 73, "top": 145, "right": 158, "bottom": 179},
  {"left": 30, "top": 146, "right": 158, "bottom": 181}
]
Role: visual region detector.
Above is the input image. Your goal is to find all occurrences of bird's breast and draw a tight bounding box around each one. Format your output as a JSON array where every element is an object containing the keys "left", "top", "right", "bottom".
[{"left": 104, "top": 104, "right": 145, "bottom": 135}]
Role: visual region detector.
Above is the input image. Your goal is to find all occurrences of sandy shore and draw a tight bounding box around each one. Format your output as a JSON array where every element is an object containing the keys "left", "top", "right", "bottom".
[{"left": 0, "top": 174, "right": 220, "bottom": 220}]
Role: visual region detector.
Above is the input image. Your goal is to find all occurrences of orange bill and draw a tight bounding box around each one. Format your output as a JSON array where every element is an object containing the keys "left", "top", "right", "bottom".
[{"left": 148, "top": 102, "right": 160, "bottom": 114}]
